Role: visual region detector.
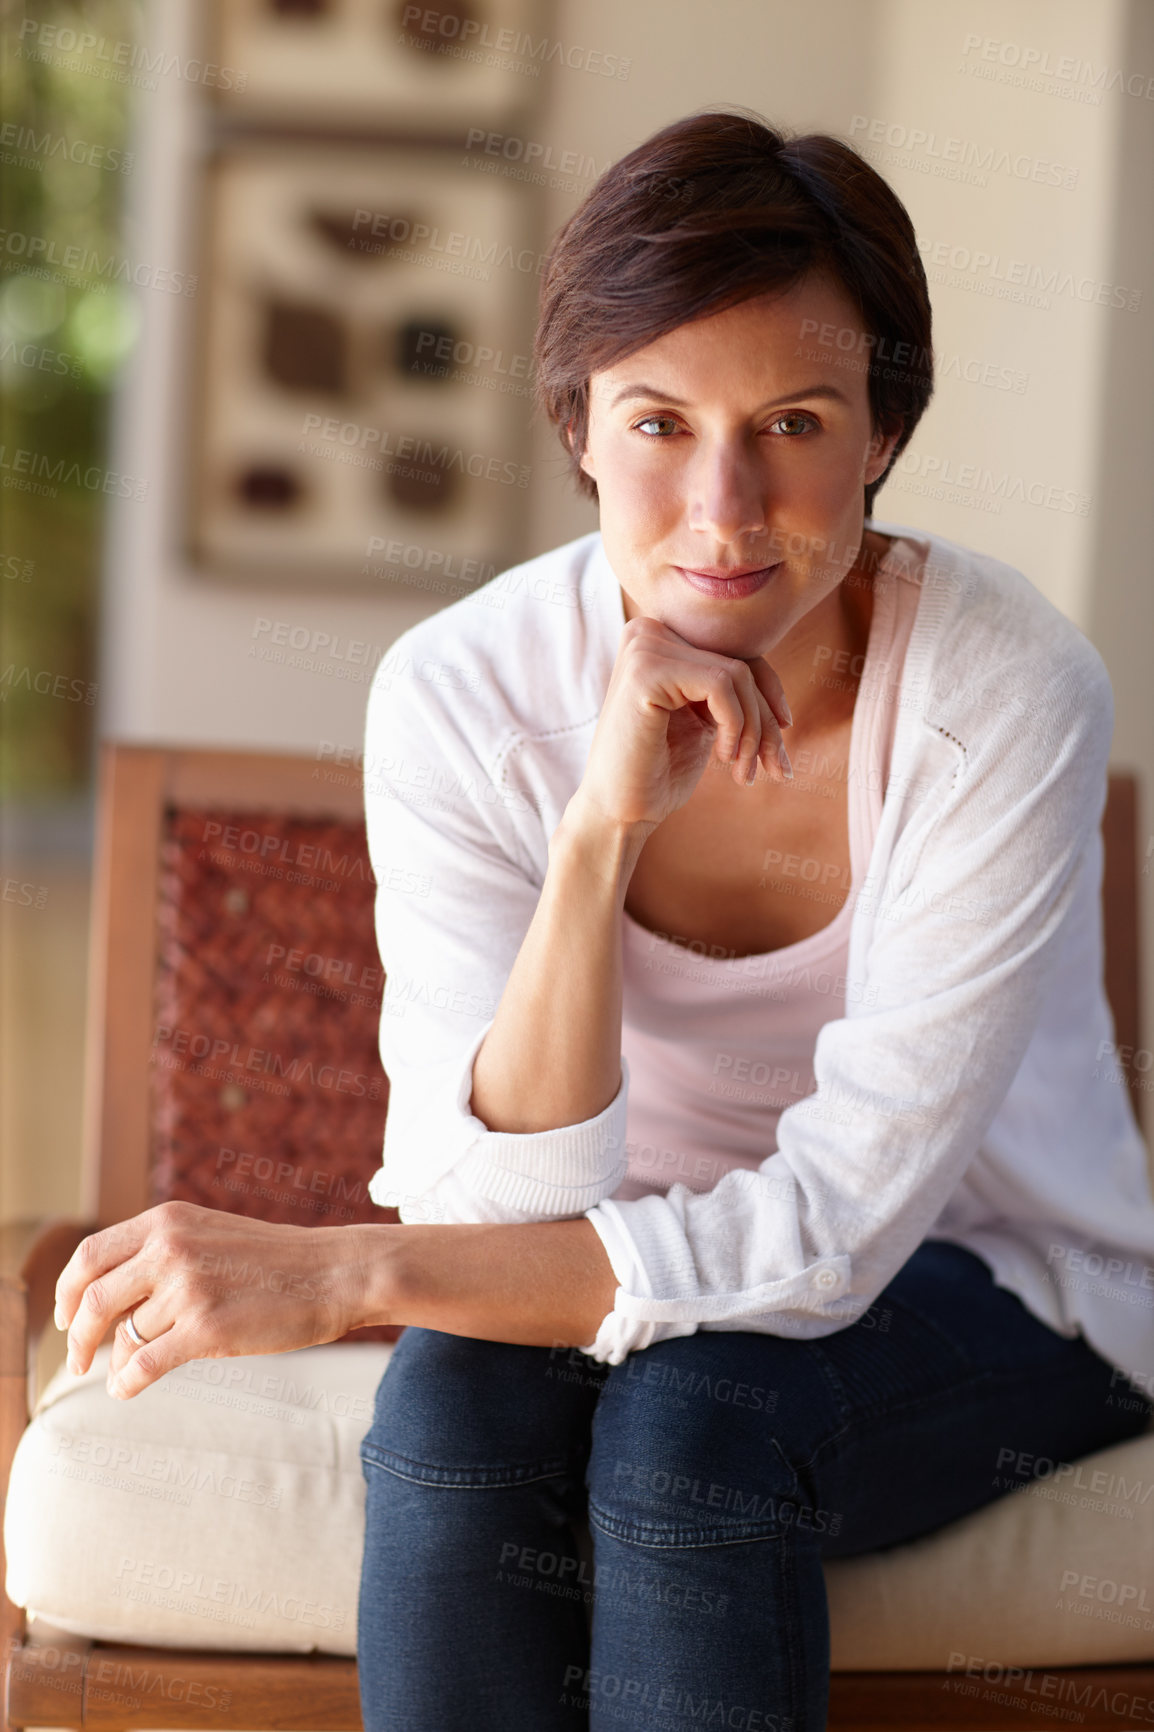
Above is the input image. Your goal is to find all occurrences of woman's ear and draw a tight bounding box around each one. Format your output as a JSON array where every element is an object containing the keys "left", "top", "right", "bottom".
[
  {"left": 567, "top": 419, "right": 596, "bottom": 483},
  {"left": 863, "top": 420, "right": 902, "bottom": 487}
]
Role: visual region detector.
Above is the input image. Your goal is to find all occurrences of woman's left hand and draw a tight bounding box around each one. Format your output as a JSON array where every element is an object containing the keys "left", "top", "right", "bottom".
[{"left": 54, "top": 1201, "right": 374, "bottom": 1400}]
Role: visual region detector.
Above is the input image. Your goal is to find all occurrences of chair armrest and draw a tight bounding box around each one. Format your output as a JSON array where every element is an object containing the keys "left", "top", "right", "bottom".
[{"left": 1, "top": 1218, "right": 95, "bottom": 1419}]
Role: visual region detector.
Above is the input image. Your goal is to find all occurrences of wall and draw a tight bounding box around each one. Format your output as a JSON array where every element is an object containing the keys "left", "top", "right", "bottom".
[
  {"left": 1086, "top": 0, "right": 1154, "bottom": 1066},
  {"left": 98, "top": 0, "right": 1153, "bottom": 1103},
  {"left": 98, "top": 0, "right": 878, "bottom": 758}
]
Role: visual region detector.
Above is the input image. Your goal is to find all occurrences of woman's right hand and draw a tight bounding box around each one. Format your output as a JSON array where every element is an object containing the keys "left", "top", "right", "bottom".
[{"left": 572, "top": 614, "right": 794, "bottom": 837}]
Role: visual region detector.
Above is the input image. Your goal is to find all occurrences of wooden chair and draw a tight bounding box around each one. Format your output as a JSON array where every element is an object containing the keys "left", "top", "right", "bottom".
[{"left": 2, "top": 743, "right": 1150, "bottom": 1731}]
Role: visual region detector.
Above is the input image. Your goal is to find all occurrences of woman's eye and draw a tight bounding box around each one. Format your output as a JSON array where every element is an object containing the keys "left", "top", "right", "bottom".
[
  {"left": 768, "top": 412, "right": 818, "bottom": 436},
  {"left": 634, "top": 414, "right": 681, "bottom": 437},
  {"left": 631, "top": 411, "right": 817, "bottom": 438}
]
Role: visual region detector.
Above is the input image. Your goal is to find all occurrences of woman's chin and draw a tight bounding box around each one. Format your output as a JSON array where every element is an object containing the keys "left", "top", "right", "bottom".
[{"left": 654, "top": 598, "right": 782, "bottom": 661}]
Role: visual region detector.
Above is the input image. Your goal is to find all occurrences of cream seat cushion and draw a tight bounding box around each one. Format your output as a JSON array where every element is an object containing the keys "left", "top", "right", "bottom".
[{"left": 9, "top": 1342, "right": 1154, "bottom": 1667}]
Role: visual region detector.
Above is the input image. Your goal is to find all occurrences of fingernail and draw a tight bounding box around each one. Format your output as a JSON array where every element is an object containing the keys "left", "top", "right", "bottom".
[
  {"left": 67, "top": 1352, "right": 79, "bottom": 1376},
  {"left": 745, "top": 756, "right": 757, "bottom": 785},
  {"left": 108, "top": 1375, "right": 124, "bottom": 1399},
  {"left": 780, "top": 696, "right": 794, "bottom": 727},
  {"left": 778, "top": 743, "right": 794, "bottom": 781},
  {"left": 54, "top": 1303, "right": 66, "bottom": 1331}
]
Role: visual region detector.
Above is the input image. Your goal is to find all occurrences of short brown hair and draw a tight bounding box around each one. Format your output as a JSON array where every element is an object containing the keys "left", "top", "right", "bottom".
[{"left": 534, "top": 108, "right": 934, "bottom": 520}]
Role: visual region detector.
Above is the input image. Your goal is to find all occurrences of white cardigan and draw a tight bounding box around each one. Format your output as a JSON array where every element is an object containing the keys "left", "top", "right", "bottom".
[{"left": 363, "top": 521, "right": 1154, "bottom": 1382}]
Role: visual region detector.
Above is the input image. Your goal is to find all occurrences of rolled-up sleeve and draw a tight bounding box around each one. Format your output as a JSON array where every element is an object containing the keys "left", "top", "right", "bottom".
[
  {"left": 577, "top": 649, "right": 1114, "bottom": 1364},
  {"left": 363, "top": 653, "right": 629, "bottom": 1225}
]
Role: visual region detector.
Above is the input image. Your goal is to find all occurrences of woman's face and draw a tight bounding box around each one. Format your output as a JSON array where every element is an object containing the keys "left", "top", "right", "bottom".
[{"left": 577, "top": 273, "right": 902, "bottom": 659}]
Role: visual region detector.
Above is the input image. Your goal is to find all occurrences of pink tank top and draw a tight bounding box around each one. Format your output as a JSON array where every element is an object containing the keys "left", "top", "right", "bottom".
[{"left": 615, "top": 535, "right": 926, "bottom": 1203}]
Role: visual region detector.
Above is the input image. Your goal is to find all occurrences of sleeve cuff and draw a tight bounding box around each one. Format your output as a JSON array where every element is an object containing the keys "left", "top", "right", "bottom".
[
  {"left": 573, "top": 1188, "right": 856, "bottom": 1364},
  {"left": 577, "top": 1199, "right": 664, "bottom": 1364},
  {"left": 448, "top": 1056, "right": 631, "bottom": 1215},
  {"left": 369, "top": 1032, "right": 631, "bottom": 1220}
]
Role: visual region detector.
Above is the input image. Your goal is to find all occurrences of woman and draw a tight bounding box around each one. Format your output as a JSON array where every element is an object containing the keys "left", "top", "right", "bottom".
[{"left": 57, "top": 112, "right": 1154, "bottom": 1730}]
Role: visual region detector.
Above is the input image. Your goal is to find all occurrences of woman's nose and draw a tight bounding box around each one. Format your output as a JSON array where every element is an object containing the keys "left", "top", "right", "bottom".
[{"left": 686, "top": 442, "right": 769, "bottom": 544}]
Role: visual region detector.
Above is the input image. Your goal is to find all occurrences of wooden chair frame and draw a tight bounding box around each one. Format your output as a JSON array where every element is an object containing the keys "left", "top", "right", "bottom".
[{"left": 2, "top": 742, "right": 1150, "bottom": 1731}]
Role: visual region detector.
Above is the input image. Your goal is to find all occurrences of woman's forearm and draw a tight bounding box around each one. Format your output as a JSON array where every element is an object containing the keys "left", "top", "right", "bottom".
[
  {"left": 352, "top": 1217, "right": 619, "bottom": 1348},
  {"left": 468, "top": 795, "right": 651, "bottom": 1133}
]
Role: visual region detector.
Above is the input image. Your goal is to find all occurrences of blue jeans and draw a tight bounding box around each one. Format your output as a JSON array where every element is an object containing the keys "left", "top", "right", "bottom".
[{"left": 357, "top": 1239, "right": 1152, "bottom": 1731}]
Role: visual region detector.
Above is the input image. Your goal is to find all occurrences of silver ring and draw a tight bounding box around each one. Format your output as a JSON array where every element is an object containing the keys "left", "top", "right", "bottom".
[{"left": 124, "top": 1310, "right": 148, "bottom": 1349}]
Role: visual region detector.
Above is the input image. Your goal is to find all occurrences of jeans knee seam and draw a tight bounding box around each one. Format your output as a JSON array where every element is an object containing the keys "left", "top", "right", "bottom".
[
  {"left": 361, "top": 1443, "right": 579, "bottom": 1491},
  {"left": 588, "top": 1503, "right": 788, "bottom": 1550}
]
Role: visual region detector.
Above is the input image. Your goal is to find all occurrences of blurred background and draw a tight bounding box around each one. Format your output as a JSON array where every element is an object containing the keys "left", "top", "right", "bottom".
[{"left": 2, "top": 0, "right": 1153, "bottom": 1230}]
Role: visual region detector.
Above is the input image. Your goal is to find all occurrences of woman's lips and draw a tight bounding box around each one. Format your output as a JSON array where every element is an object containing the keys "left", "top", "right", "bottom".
[{"left": 675, "top": 563, "right": 782, "bottom": 600}]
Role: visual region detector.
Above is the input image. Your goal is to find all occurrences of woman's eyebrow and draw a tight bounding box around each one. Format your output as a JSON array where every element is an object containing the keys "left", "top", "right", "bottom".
[{"left": 607, "top": 381, "right": 851, "bottom": 410}]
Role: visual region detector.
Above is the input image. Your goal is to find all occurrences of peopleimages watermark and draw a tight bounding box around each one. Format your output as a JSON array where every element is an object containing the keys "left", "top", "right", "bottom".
[
  {"left": 406, "top": 326, "right": 535, "bottom": 394},
  {"left": 263, "top": 939, "right": 393, "bottom": 986},
  {"left": 213, "top": 1162, "right": 381, "bottom": 1223},
  {"left": 398, "top": 6, "right": 631, "bottom": 79},
  {"left": 462, "top": 127, "right": 612, "bottom": 191},
  {"left": 0, "top": 337, "right": 82, "bottom": 379},
  {"left": 795, "top": 318, "right": 1026, "bottom": 392},
  {"left": 960, "top": 32, "right": 1154, "bottom": 102},
  {"left": 1109, "top": 1366, "right": 1154, "bottom": 1414},
  {"left": 1093, "top": 1037, "right": 1154, "bottom": 1094},
  {"left": 616, "top": 1139, "right": 789, "bottom": 1195},
  {"left": 347, "top": 209, "right": 547, "bottom": 280},
  {"left": 151, "top": 1023, "right": 382, "bottom": 1100},
  {"left": 849, "top": 114, "right": 1079, "bottom": 189},
  {"left": 2, "top": 876, "right": 49, "bottom": 909},
  {"left": 373, "top": 646, "right": 482, "bottom": 696},
  {"left": 162, "top": 1357, "right": 377, "bottom": 1428},
  {"left": 789, "top": 1078, "right": 935, "bottom": 1132},
  {"left": 214, "top": 1145, "right": 371, "bottom": 1207},
  {"left": 794, "top": 340, "right": 1026, "bottom": 396},
  {"left": 944, "top": 1650, "right": 1154, "bottom": 1724},
  {"left": 382, "top": 971, "right": 497, "bottom": 1024},
  {"left": 890, "top": 450, "right": 1091, "bottom": 517},
  {"left": 0, "top": 445, "right": 147, "bottom": 501},
  {"left": 993, "top": 1444, "right": 1154, "bottom": 1521},
  {"left": 0, "top": 230, "right": 195, "bottom": 296},
  {"left": 193, "top": 1251, "right": 326, "bottom": 1303},
  {"left": 312, "top": 740, "right": 534, "bottom": 817},
  {"left": 559, "top": 1666, "right": 791, "bottom": 1730},
  {"left": 497, "top": 1543, "right": 729, "bottom": 1617},
  {"left": 177, "top": 1356, "right": 373, "bottom": 1419},
  {"left": 2, "top": 551, "right": 34, "bottom": 582},
  {"left": 298, "top": 411, "right": 529, "bottom": 488},
  {"left": 1044, "top": 1240, "right": 1154, "bottom": 1308},
  {"left": 196, "top": 815, "right": 372, "bottom": 884},
  {"left": 918, "top": 236, "right": 1141, "bottom": 313},
  {"left": 0, "top": 664, "right": 96, "bottom": 705},
  {"left": 249, "top": 616, "right": 387, "bottom": 686},
  {"left": 610, "top": 1346, "right": 789, "bottom": 1411},
  {"left": 112, "top": 1557, "right": 346, "bottom": 1632},
  {"left": 0, "top": 122, "right": 132, "bottom": 174},
  {"left": 7, "top": 1643, "right": 234, "bottom": 1715},
  {"left": 48, "top": 1430, "right": 282, "bottom": 1509},
  {"left": 1057, "top": 1568, "right": 1154, "bottom": 1615},
  {"left": 362, "top": 536, "right": 499, "bottom": 601},
  {"left": 260, "top": 944, "right": 388, "bottom": 1012},
  {"left": 612, "top": 1457, "right": 844, "bottom": 1535}
]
